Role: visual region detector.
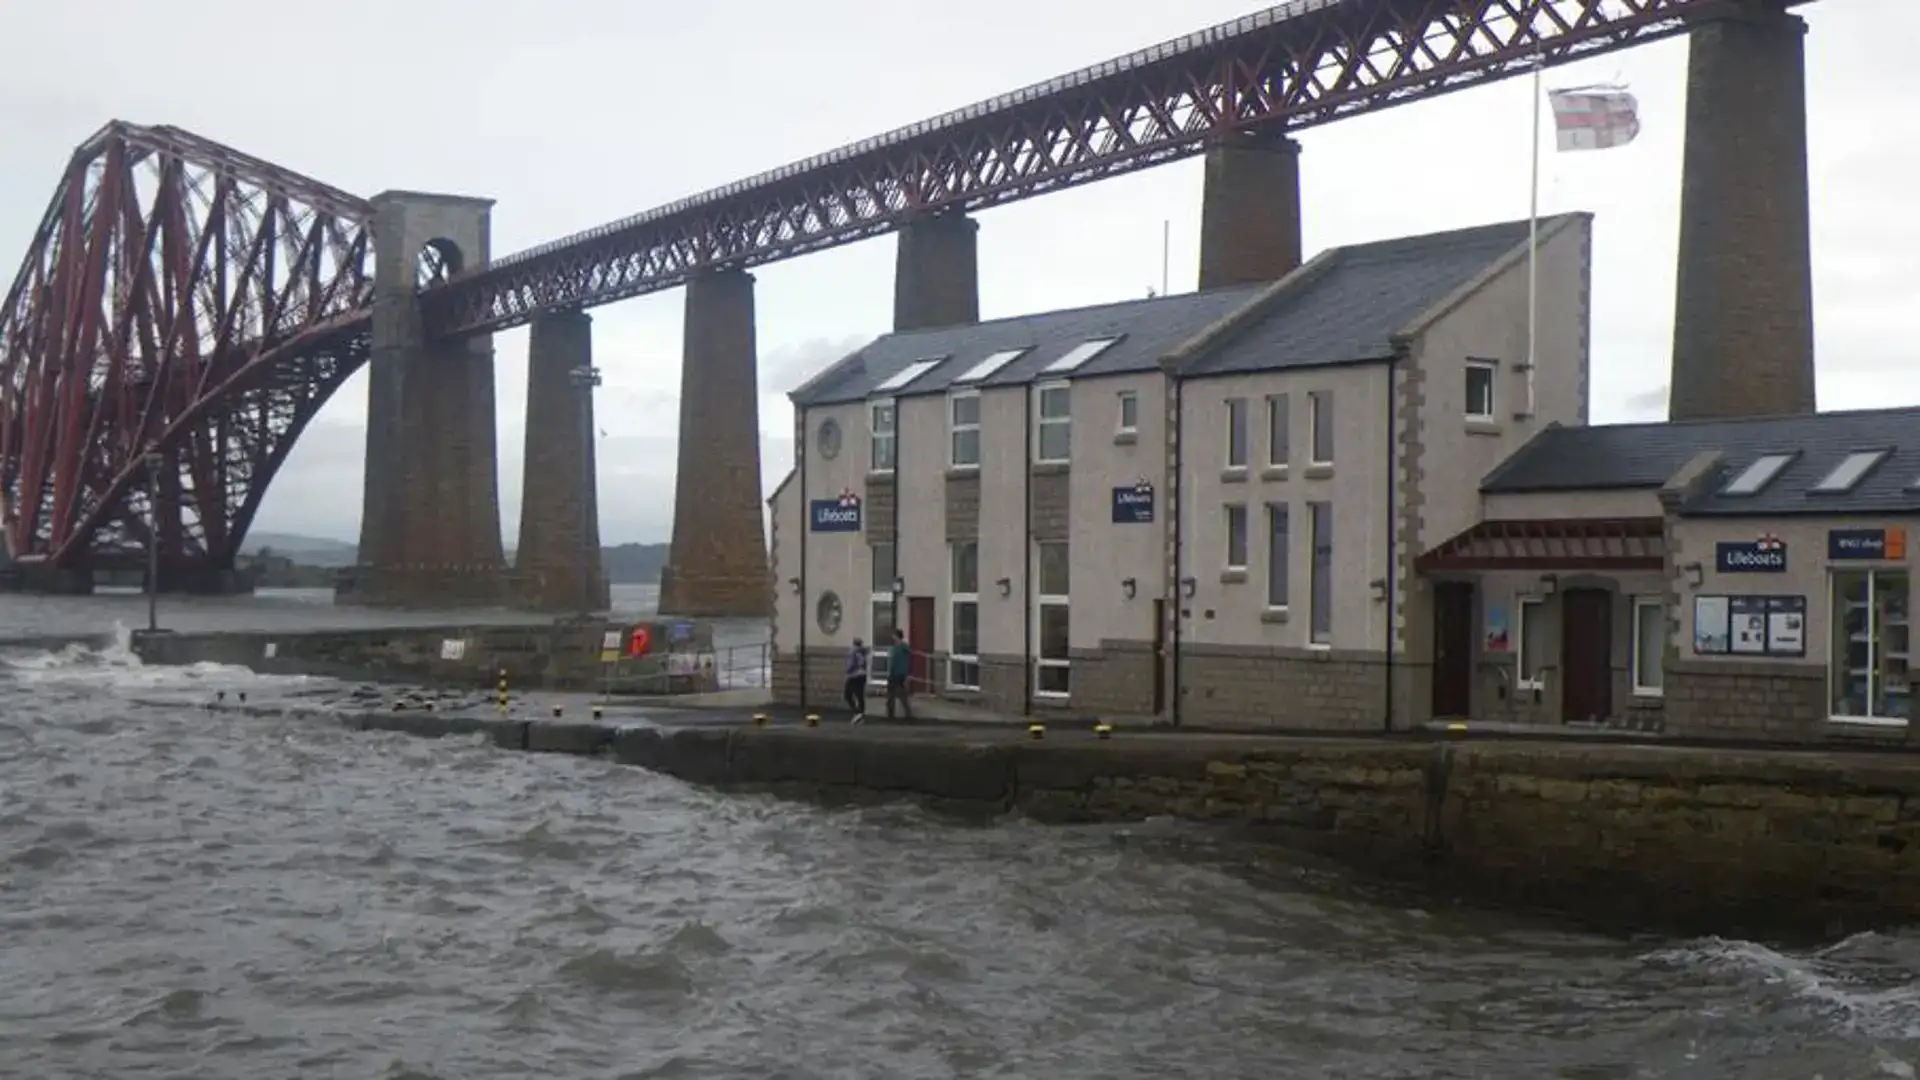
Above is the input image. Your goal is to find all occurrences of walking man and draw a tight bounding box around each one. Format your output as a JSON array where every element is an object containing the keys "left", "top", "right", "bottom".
[
  {"left": 844, "top": 637, "right": 869, "bottom": 722},
  {"left": 885, "top": 627, "right": 915, "bottom": 721}
]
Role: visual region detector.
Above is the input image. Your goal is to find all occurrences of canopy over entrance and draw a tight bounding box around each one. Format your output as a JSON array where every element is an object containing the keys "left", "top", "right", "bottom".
[{"left": 1416, "top": 517, "right": 1665, "bottom": 572}]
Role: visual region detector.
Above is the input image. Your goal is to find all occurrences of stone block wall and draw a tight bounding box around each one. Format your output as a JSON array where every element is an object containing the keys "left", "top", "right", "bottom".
[
  {"left": 1179, "top": 645, "right": 1389, "bottom": 730},
  {"left": 772, "top": 650, "right": 849, "bottom": 708},
  {"left": 605, "top": 727, "right": 1920, "bottom": 937},
  {"left": 1069, "top": 640, "right": 1158, "bottom": 718},
  {"left": 1472, "top": 654, "right": 1668, "bottom": 731},
  {"left": 1664, "top": 660, "right": 1851, "bottom": 743}
]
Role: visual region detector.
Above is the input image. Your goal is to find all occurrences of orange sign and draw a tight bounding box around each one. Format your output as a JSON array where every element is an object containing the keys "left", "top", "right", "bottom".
[
  {"left": 626, "top": 625, "right": 653, "bottom": 657},
  {"left": 1887, "top": 527, "right": 1907, "bottom": 561}
]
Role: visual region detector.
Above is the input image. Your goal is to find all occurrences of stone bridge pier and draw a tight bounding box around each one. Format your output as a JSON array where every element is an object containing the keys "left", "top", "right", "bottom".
[
  {"left": 1199, "top": 129, "right": 1303, "bottom": 289},
  {"left": 514, "top": 309, "right": 609, "bottom": 612},
  {"left": 343, "top": 190, "right": 509, "bottom": 608},
  {"left": 658, "top": 270, "right": 774, "bottom": 617},
  {"left": 1669, "top": 2, "right": 1816, "bottom": 421}
]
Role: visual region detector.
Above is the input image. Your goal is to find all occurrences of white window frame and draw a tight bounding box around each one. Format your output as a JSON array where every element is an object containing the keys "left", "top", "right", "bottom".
[
  {"left": 868, "top": 543, "right": 896, "bottom": 685},
  {"left": 1225, "top": 504, "right": 1248, "bottom": 571},
  {"left": 1308, "top": 390, "right": 1334, "bottom": 467},
  {"left": 948, "top": 390, "right": 981, "bottom": 469},
  {"left": 1266, "top": 393, "right": 1289, "bottom": 469},
  {"left": 1516, "top": 596, "right": 1547, "bottom": 690},
  {"left": 1265, "top": 502, "right": 1290, "bottom": 612},
  {"left": 869, "top": 399, "right": 897, "bottom": 475},
  {"left": 1307, "top": 500, "right": 1332, "bottom": 647},
  {"left": 1827, "top": 568, "right": 1911, "bottom": 727},
  {"left": 1116, "top": 390, "right": 1138, "bottom": 436},
  {"left": 1465, "top": 359, "right": 1497, "bottom": 422},
  {"left": 1034, "top": 540, "right": 1071, "bottom": 699},
  {"left": 1225, "top": 397, "right": 1249, "bottom": 469},
  {"left": 948, "top": 540, "right": 980, "bottom": 690},
  {"left": 1630, "top": 596, "right": 1664, "bottom": 697},
  {"left": 1035, "top": 382, "right": 1072, "bottom": 464}
]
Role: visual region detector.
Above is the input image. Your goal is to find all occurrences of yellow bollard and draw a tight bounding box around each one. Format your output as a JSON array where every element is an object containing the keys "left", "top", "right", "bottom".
[
  {"left": 1093, "top": 722, "right": 1113, "bottom": 740},
  {"left": 805, "top": 713, "right": 820, "bottom": 728},
  {"left": 752, "top": 713, "right": 770, "bottom": 727},
  {"left": 1027, "top": 723, "right": 1045, "bottom": 740}
]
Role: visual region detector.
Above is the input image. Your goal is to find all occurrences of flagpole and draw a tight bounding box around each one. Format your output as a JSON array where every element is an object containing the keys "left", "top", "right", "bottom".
[{"left": 1526, "top": 43, "right": 1543, "bottom": 420}]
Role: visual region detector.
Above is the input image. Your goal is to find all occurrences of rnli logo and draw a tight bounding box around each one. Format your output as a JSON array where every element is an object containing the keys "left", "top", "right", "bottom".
[
  {"left": 1716, "top": 535, "right": 1787, "bottom": 573},
  {"left": 1111, "top": 477, "right": 1156, "bottom": 523},
  {"left": 810, "top": 490, "right": 863, "bottom": 533}
]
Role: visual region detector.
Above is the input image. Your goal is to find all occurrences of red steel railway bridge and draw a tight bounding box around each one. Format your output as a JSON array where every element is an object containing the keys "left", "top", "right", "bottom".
[{"left": 0, "top": 0, "right": 1817, "bottom": 612}]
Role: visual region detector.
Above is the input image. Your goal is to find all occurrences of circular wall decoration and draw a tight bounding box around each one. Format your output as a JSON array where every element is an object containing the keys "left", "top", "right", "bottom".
[
  {"left": 816, "top": 418, "right": 842, "bottom": 460},
  {"left": 815, "top": 591, "right": 843, "bottom": 634}
]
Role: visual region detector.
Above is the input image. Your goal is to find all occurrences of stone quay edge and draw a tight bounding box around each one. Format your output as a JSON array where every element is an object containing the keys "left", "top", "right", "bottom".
[{"left": 228, "top": 696, "right": 1920, "bottom": 944}]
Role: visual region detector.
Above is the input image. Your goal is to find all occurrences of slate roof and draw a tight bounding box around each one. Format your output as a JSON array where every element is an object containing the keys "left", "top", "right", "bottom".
[
  {"left": 791, "top": 284, "right": 1266, "bottom": 406},
  {"left": 1184, "top": 217, "right": 1544, "bottom": 377},
  {"left": 789, "top": 214, "right": 1569, "bottom": 406},
  {"left": 1480, "top": 405, "right": 1920, "bottom": 517}
]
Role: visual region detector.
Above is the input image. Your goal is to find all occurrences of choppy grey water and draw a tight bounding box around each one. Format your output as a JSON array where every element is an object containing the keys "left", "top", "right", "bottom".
[{"left": 3, "top": 597, "right": 1919, "bottom": 1077}]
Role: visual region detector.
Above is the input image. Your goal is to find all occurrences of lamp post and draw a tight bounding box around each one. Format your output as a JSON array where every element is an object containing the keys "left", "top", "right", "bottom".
[
  {"left": 568, "top": 362, "right": 602, "bottom": 613},
  {"left": 143, "top": 449, "right": 163, "bottom": 632}
]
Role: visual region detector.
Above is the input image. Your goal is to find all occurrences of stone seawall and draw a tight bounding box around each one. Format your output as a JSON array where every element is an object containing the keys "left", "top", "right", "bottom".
[
  {"left": 316, "top": 704, "right": 1920, "bottom": 941},
  {"left": 134, "top": 621, "right": 721, "bottom": 693}
]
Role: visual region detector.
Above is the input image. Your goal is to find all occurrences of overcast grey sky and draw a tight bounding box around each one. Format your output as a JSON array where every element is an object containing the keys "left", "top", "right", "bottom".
[{"left": 2, "top": 0, "right": 1913, "bottom": 545}]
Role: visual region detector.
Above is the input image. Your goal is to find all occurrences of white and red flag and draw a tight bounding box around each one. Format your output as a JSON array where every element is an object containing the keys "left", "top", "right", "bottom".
[{"left": 1547, "top": 86, "right": 1642, "bottom": 152}]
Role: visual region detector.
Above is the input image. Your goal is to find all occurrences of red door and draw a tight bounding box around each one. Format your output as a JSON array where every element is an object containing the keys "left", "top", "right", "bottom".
[
  {"left": 1431, "top": 581, "right": 1475, "bottom": 718},
  {"left": 1560, "top": 588, "right": 1614, "bottom": 724},
  {"left": 908, "top": 596, "right": 935, "bottom": 690}
]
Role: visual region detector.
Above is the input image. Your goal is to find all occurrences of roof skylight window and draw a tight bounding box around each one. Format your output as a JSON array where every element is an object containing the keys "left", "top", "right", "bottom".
[
  {"left": 1039, "top": 337, "right": 1121, "bottom": 375},
  {"left": 953, "top": 348, "right": 1027, "bottom": 384},
  {"left": 1721, "top": 453, "right": 1795, "bottom": 496},
  {"left": 872, "top": 358, "right": 945, "bottom": 394},
  {"left": 1811, "top": 450, "right": 1889, "bottom": 494}
]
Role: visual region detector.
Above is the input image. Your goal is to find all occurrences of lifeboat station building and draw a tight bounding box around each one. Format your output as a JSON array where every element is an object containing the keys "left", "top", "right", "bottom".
[{"left": 767, "top": 211, "right": 1916, "bottom": 744}]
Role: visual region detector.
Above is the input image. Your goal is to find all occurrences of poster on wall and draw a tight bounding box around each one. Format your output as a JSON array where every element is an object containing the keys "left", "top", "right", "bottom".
[
  {"left": 1692, "top": 594, "right": 1807, "bottom": 657},
  {"left": 1764, "top": 596, "right": 1807, "bottom": 657},
  {"left": 1728, "top": 596, "right": 1768, "bottom": 655},
  {"left": 1693, "top": 596, "right": 1731, "bottom": 655},
  {"left": 1484, "top": 605, "right": 1510, "bottom": 652}
]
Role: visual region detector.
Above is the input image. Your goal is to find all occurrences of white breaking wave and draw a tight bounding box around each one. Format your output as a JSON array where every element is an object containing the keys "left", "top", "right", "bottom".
[
  {"left": 0, "top": 621, "right": 316, "bottom": 699},
  {"left": 1646, "top": 932, "right": 1920, "bottom": 1041}
]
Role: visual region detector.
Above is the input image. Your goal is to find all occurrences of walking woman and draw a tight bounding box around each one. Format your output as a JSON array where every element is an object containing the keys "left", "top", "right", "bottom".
[{"left": 844, "top": 638, "right": 869, "bottom": 722}]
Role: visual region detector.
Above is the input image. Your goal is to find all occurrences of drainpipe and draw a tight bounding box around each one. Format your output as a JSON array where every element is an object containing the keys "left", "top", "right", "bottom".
[
  {"left": 891, "top": 403, "right": 902, "bottom": 660},
  {"left": 1383, "top": 352, "right": 1400, "bottom": 733},
  {"left": 1022, "top": 387, "right": 1034, "bottom": 713},
  {"left": 796, "top": 407, "right": 808, "bottom": 710},
  {"left": 1170, "top": 373, "right": 1185, "bottom": 727}
]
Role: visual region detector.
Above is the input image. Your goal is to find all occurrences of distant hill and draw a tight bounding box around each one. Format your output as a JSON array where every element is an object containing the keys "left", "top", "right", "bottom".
[
  {"left": 241, "top": 532, "right": 671, "bottom": 584},
  {"left": 602, "top": 542, "right": 668, "bottom": 585},
  {"left": 244, "top": 532, "right": 358, "bottom": 568}
]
